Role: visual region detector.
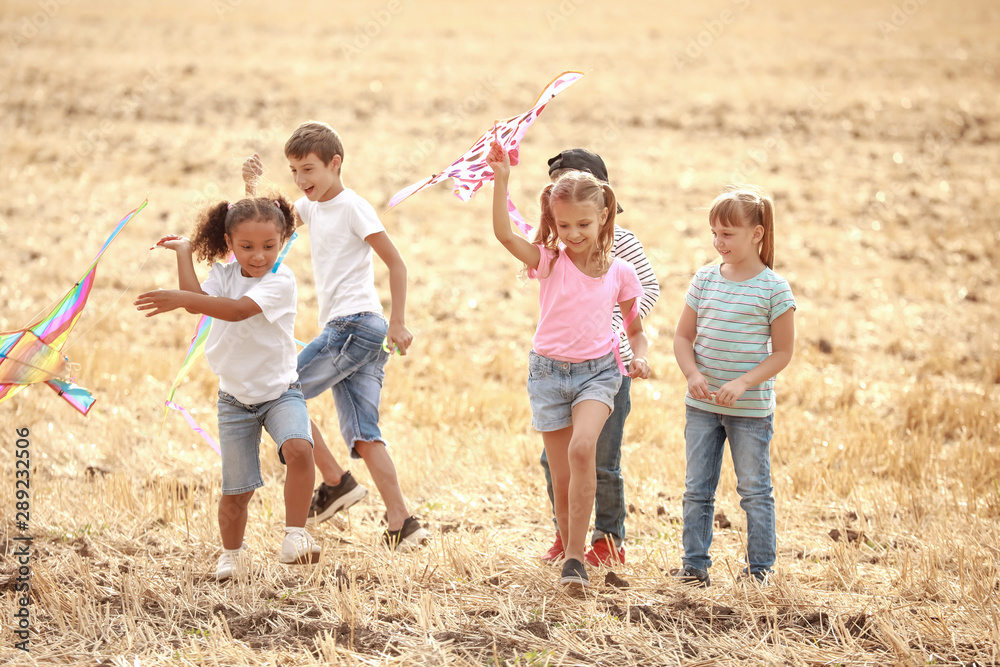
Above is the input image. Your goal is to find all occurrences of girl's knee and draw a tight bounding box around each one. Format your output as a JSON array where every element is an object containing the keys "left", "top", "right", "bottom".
[
  {"left": 222, "top": 490, "right": 254, "bottom": 507},
  {"left": 281, "top": 438, "right": 314, "bottom": 465}
]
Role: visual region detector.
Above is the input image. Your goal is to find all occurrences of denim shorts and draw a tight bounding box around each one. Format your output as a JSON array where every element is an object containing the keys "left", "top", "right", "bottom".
[
  {"left": 217, "top": 383, "right": 313, "bottom": 495},
  {"left": 296, "top": 311, "right": 390, "bottom": 459},
  {"left": 527, "top": 350, "right": 622, "bottom": 432}
]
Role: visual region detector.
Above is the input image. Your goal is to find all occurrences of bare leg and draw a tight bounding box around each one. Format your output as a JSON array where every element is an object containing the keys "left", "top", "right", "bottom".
[
  {"left": 354, "top": 440, "right": 409, "bottom": 531},
  {"left": 311, "top": 419, "right": 345, "bottom": 486},
  {"left": 565, "top": 400, "right": 611, "bottom": 561},
  {"left": 542, "top": 427, "right": 573, "bottom": 556},
  {"left": 219, "top": 491, "right": 254, "bottom": 550},
  {"left": 281, "top": 438, "right": 315, "bottom": 527}
]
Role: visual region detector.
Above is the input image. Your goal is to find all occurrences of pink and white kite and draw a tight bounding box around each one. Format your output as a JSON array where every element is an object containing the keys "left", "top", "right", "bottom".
[{"left": 388, "top": 71, "right": 585, "bottom": 234}]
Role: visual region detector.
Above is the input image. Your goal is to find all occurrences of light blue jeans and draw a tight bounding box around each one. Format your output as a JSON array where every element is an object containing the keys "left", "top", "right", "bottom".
[
  {"left": 681, "top": 405, "right": 776, "bottom": 574},
  {"left": 541, "top": 376, "right": 631, "bottom": 546},
  {"left": 296, "top": 312, "right": 390, "bottom": 459}
]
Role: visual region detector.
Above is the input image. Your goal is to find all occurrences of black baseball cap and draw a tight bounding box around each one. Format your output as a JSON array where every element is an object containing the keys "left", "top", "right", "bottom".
[{"left": 547, "top": 148, "right": 624, "bottom": 214}]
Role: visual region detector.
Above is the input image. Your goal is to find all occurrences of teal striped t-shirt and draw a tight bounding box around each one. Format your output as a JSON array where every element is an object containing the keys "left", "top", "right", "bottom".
[{"left": 684, "top": 264, "right": 796, "bottom": 417}]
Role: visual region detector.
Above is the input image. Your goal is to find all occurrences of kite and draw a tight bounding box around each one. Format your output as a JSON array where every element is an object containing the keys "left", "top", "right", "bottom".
[
  {"left": 0, "top": 201, "right": 147, "bottom": 415},
  {"left": 388, "top": 71, "right": 585, "bottom": 234},
  {"left": 161, "top": 231, "right": 300, "bottom": 454}
]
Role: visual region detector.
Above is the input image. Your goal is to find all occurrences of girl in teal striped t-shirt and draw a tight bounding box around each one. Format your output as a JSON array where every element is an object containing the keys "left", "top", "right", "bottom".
[{"left": 672, "top": 185, "right": 796, "bottom": 587}]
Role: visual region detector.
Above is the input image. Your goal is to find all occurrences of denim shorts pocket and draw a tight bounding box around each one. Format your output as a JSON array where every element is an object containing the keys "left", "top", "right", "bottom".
[
  {"left": 342, "top": 333, "right": 383, "bottom": 366},
  {"left": 528, "top": 356, "right": 549, "bottom": 380}
]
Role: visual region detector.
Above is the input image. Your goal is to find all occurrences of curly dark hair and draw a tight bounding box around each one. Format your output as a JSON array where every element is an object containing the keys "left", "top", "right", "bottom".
[{"left": 190, "top": 195, "right": 297, "bottom": 264}]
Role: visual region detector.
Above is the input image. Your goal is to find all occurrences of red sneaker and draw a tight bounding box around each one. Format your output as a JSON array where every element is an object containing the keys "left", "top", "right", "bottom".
[
  {"left": 540, "top": 532, "right": 565, "bottom": 563},
  {"left": 584, "top": 538, "right": 625, "bottom": 567}
]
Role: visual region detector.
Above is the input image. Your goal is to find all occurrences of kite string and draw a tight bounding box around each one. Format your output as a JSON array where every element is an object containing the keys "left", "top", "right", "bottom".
[{"left": 63, "top": 247, "right": 154, "bottom": 354}]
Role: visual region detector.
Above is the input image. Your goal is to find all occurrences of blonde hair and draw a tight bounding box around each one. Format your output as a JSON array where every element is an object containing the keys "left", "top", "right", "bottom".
[
  {"left": 284, "top": 120, "right": 344, "bottom": 169},
  {"left": 535, "top": 171, "right": 617, "bottom": 275},
  {"left": 709, "top": 185, "right": 775, "bottom": 269}
]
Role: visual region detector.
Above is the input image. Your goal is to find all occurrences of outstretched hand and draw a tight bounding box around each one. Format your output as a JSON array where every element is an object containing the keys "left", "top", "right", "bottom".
[
  {"left": 152, "top": 235, "right": 191, "bottom": 253},
  {"left": 134, "top": 290, "right": 188, "bottom": 317},
  {"left": 486, "top": 141, "right": 511, "bottom": 182}
]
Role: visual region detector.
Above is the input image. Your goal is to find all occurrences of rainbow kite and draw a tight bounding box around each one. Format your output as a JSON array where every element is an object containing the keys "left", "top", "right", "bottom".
[
  {"left": 0, "top": 201, "right": 147, "bottom": 415},
  {"left": 388, "top": 71, "right": 585, "bottom": 234}
]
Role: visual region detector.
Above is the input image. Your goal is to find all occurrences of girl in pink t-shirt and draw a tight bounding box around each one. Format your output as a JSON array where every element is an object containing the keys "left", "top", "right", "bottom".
[{"left": 487, "top": 143, "right": 651, "bottom": 588}]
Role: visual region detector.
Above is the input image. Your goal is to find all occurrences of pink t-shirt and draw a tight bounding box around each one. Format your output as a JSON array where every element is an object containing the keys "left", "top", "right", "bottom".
[{"left": 527, "top": 246, "right": 643, "bottom": 362}]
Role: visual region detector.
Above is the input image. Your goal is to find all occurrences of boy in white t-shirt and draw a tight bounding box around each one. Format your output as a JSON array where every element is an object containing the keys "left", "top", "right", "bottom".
[{"left": 243, "top": 121, "right": 429, "bottom": 551}]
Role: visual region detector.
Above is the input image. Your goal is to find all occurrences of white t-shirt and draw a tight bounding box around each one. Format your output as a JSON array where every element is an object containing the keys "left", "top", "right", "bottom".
[
  {"left": 294, "top": 189, "right": 385, "bottom": 327},
  {"left": 201, "top": 262, "right": 299, "bottom": 405}
]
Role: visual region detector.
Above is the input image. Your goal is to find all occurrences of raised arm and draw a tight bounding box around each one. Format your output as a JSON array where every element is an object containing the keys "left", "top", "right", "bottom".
[
  {"left": 153, "top": 236, "right": 203, "bottom": 294},
  {"left": 242, "top": 153, "right": 262, "bottom": 197},
  {"left": 486, "top": 142, "right": 540, "bottom": 269}
]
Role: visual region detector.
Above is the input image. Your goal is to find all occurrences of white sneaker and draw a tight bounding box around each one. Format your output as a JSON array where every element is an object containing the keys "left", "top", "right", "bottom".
[
  {"left": 216, "top": 545, "right": 249, "bottom": 581},
  {"left": 280, "top": 527, "right": 321, "bottom": 564}
]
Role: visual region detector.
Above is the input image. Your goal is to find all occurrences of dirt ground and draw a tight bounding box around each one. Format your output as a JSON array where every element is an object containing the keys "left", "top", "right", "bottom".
[{"left": 1, "top": 0, "right": 999, "bottom": 665}]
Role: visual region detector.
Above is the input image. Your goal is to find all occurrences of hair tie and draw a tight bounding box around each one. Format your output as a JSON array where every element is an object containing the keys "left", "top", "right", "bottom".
[
  {"left": 227, "top": 203, "right": 233, "bottom": 210},
  {"left": 274, "top": 199, "right": 281, "bottom": 208}
]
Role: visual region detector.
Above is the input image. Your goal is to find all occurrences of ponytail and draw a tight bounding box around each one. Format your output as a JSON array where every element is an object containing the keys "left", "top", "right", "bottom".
[
  {"left": 758, "top": 196, "right": 774, "bottom": 269},
  {"left": 191, "top": 201, "right": 232, "bottom": 264}
]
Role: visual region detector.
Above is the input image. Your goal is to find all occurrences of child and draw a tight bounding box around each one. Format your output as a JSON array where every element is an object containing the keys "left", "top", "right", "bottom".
[
  {"left": 538, "top": 149, "right": 660, "bottom": 568},
  {"left": 242, "top": 121, "right": 429, "bottom": 551},
  {"left": 135, "top": 196, "right": 321, "bottom": 580},
  {"left": 672, "top": 185, "right": 796, "bottom": 587},
  {"left": 486, "top": 142, "right": 650, "bottom": 588}
]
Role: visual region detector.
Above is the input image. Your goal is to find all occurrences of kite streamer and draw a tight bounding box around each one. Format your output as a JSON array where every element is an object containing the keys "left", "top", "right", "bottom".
[{"left": 388, "top": 71, "right": 585, "bottom": 235}]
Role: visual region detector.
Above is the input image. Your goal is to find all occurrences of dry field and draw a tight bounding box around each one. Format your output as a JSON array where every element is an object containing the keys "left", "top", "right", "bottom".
[{"left": 2, "top": 0, "right": 999, "bottom": 664}]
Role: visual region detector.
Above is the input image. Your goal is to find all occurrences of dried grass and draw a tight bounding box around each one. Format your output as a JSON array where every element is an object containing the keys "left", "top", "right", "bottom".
[{"left": 2, "top": 0, "right": 1000, "bottom": 664}]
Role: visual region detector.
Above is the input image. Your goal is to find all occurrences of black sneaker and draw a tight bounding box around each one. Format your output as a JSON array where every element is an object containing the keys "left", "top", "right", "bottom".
[
  {"left": 307, "top": 472, "right": 368, "bottom": 525},
  {"left": 560, "top": 558, "right": 590, "bottom": 588},
  {"left": 384, "top": 516, "right": 430, "bottom": 552},
  {"left": 671, "top": 564, "right": 711, "bottom": 588},
  {"left": 738, "top": 568, "right": 772, "bottom": 586}
]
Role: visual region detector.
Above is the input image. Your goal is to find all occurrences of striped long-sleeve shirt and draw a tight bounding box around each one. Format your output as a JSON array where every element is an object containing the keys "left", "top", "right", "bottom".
[
  {"left": 610, "top": 226, "right": 660, "bottom": 362},
  {"left": 684, "top": 264, "right": 796, "bottom": 417}
]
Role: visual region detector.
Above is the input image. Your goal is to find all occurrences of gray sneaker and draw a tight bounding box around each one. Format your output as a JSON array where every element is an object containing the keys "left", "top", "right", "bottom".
[
  {"left": 560, "top": 558, "right": 590, "bottom": 588},
  {"left": 384, "top": 516, "right": 430, "bottom": 552},
  {"left": 671, "top": 564, "right": 711, "bottom": 588},
  {"left": 307, "top": 471, "right": 368, "bottom": 525}
]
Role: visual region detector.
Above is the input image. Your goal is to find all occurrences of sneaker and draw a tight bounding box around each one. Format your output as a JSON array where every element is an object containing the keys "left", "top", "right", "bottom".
[
  {"left": 560, "top": 558, "right": 589, "bottom": 587},
  {"left": 384, "top": 516, "right": 430, "bottom": 552},
  {"left": 216, "top": 545, "right": 248, "bottom": 581},
  {"left": 540, "top": 532, "right": 565, "bottom": 563},
  {"left": 738, "top": 567, "right": 773, "bottom": 586},
  {"left": 585, "top": 537, "right": 625, "bottom": 568},
  {"left": 671, "top": 564, "right": 711, "bottom": 588},
  {"left": 307, "top": 472, "right": 369, "bottom": 525},
  {"left": 280, "top": 527, "right": 321, "bottom": 564}
]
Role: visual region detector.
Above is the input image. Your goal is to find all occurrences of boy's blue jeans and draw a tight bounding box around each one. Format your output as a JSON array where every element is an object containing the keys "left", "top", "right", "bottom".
[
  {"left": 540, "top": 375, "right": 631, "bottom": 546},
  {"left": 681, "top": 405, "right": 776, "bottom": 574}
]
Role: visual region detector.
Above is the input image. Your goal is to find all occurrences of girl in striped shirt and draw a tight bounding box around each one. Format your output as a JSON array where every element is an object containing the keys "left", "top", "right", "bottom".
[{"left": 672, "top": 185, "right": 796, "bottom": 587}]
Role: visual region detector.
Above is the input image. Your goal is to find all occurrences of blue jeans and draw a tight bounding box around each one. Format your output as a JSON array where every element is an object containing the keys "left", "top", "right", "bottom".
[
  {"left": 681, "top": 405, "right": 776, "bottom": 574},
  {"left": 296, "top": 312, "right": 390, "bottom": 459},
  {"left": 541, "top": 375, "right": 631, "bottom": 546},
  {"left": 217, "top": 384, "right": 313, "bottom": 495}
]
